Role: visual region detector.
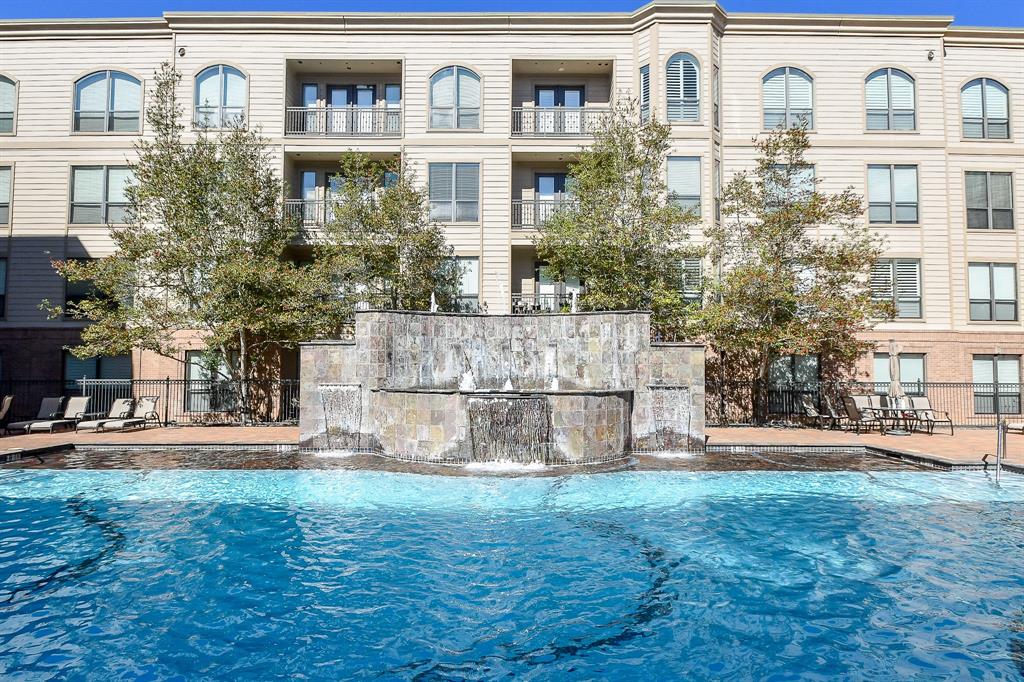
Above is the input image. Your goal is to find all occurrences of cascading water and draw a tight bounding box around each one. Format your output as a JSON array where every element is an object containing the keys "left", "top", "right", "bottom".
[
  {"left": 650, "top": 385, "right": 693, "bottom": 452},
  {"left": 319, "top": 384, "right": 363, "bottom": 450},
  {"left": 467, "top": 395, "right": 550, "bottom": 464}
]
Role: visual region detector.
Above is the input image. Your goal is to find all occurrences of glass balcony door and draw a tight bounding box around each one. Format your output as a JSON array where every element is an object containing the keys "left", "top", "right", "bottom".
[
  {"left": 535, "top": 86, "right": 584, "bottom": 134},
  {"left": 535, "top": 173, "right": 568, "bottom": 226},
  {"left": 326, "top": 84, "right": 376, "bottom": 134}
]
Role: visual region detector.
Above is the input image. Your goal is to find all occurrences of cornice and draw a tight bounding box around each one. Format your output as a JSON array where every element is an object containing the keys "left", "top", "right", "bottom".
[{"left": 0, "top": 2, "right": 1019, "bottom": 43}]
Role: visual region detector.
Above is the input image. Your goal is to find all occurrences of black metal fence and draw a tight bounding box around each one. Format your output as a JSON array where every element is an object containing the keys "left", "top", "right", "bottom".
[
  {"left": 706, "top": 380, "right": 1023, "bottom": 428},
  {"left": 0, "top": 379, "right": 300, "bottom": 425}
]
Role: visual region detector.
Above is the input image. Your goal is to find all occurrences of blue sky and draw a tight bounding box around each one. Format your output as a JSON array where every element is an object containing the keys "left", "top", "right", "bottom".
[{"left": 2, "top": 0, "right": 1022, "bottom": 25}]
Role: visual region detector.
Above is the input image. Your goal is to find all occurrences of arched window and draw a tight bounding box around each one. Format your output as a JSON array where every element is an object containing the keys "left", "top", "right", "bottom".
[
  {"left": 962, "top": 78, "right": 1009, "bottom": 139},
  {"left": 666, "top": 53, "right": 699, "bottom": 122},
  {"left": 429, "top": 66, "right": 480, "bottom": 129},
  {"left": 865, "top": 68, "right": 915, "bottom": 131},
  {"left": 0, "top": 76, "right": 15, "bottom": 134},
  {"left": 194, "top": 65, "right": 246, "bottom": 129},
  {"left": 762, "top": 67, "right": 813, "bottom": 129},
  {"left": 73, "top": 70, "right": 141, "bottom": 133}
]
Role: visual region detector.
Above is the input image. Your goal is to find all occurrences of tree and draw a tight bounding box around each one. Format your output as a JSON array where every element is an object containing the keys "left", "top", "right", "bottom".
[
  {"left": 47, "top": 62, "right": 350, "bottom": 422},
  {"left": 321, "top": 153, "right": 463, "bottom": 312},
  {"left": 698, "top": 125, "right": 890, "bottom": 423},
  {"left": 535, "top": 100, "right": 700, "bottom": 335}
]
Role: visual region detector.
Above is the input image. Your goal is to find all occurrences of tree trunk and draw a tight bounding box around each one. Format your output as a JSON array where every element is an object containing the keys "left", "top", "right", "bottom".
[{"left": 238, "top": 330, "right": 250, "bottom": 426}]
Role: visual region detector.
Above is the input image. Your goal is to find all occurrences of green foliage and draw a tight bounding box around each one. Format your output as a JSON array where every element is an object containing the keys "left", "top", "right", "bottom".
[
  {"left": 698, "top": 125, "right": 891, "bottom": 421},
  {"left": 47, "top": 62, "right": 350, "bottom": 396},
  {"left": 534, "top": 100, "right": 700, "bottom": 334},
  {"left": 321, "top": 153, "right": 461, "bottom": 311}
]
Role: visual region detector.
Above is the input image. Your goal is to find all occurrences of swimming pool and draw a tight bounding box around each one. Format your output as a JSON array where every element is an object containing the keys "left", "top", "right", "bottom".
[{"left": 1, "top": 469, "right": 1022, "bottom": 679}]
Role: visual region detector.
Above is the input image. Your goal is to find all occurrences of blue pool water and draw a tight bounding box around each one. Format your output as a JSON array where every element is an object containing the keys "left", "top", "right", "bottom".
[{"left": 1, "top": 469, "right": 1023, "bottom": 680}]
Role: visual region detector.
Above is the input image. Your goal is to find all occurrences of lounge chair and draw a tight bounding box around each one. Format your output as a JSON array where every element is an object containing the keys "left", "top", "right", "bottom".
[
  {"left": 5, "top": 396, "right": 65, "bottom": 435},
  {"left": 99, "top": 396, "right": 160, "bottom": 432},
  {"left": 843, "top": 395, "right": 885, "bottom": 434},
  {"left": 800, "top": 395, "right": 836, "bottom": 429},
  {"left": 75, "top": 398, "right": 135, "bottom": 432},
  {"left": 27, "top": 396, "right": 92, "bottom": 434},
  {"left": 822, "top": 396, "right": 848, "bottom": 430},
  {"left": 908, "top": 396, "right": 954, "bottom": 436},
  {"left": 0, "top": 395, "right": 13, "bottom": 435}
]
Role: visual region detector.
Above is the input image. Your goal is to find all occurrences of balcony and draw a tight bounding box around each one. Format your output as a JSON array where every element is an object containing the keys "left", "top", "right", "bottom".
[
  {"left": 284, "top": 106, "right": 401, "bottom": 137},
  {"left": 511, "top": 107, "right": 610, "bottom": 137},
  {"left": 284, "top": 199, "right": 336, "bottom": 227},
  {"left": 511, "top": 292, "right": 577, "bottom": 314},
  {"left": 511, "top": 198, "right": 572, "bottom": 231}
]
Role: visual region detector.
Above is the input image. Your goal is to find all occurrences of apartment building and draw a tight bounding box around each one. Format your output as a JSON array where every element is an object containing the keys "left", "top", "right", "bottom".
[{"left": 0, "top": 1, "right": 1022, "bottom": 404}]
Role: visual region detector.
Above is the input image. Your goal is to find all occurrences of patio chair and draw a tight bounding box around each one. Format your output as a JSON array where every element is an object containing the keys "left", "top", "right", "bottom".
[
  {"left": 5, "top": 396, "right": 65, "bottom": 435},
  {"left": 908, "top": 396, "right": 954, "bottom": 436},
  {"left": 799, "top": 395, "right": 835, "bottom": 429},
  {"left": 26, "top": 396, "right": 92, "bottom": 434},
  {"left": 1007, "top": 422, "right": 1024, "bottom": 435},
  {"left": 842, "top": 395, "right": 885, "bottom": 434},
  {"left": 75, "top": 398, "right": 135, "bottom": 433},
  {"left": 99, "top": 396, "right": 160, "bottom": 432},
  {"left": 822, "top": 396, "right": 848, "bottom": 431},
  {"left": 0, "top": 395, "right": 13, "bottom": 435}
]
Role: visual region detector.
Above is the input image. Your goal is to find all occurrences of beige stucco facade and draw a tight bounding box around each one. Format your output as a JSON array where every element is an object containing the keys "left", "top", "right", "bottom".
[{"left": 0, "top": 1, "right": 1021, "bottom": 386}]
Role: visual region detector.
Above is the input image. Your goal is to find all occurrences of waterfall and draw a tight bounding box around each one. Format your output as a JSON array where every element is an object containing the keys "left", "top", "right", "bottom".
[
  {"left": 467, "top": 395, "right": 549, "bottom": 464},
  {"left": 319, "top": 384, "right": 362, "bottom": 450},
  {"left": 651, "top": 386, "right": 693, "bottom": 452}
]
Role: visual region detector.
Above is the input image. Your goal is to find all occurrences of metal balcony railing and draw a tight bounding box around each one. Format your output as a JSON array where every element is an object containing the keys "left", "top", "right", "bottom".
[
  {"left": 511, "top": 198, "right": 573, "bottom": 230},
  {"left": 511, "top": 292, "right": 579, "bottom": 314},
  {"left": 285, "top": 106, "right": 402, "bottom": 137},
  {"left": 284, "top": 199, "right": 343, "bottom": 226},
  {"left": 510, "top": 107, "right": 610, "bottom": 137}
]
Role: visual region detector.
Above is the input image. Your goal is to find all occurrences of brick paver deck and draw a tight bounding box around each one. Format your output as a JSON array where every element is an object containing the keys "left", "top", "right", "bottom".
[{"left": 1, "top": 424, "right": 1020, "bottom": 468}]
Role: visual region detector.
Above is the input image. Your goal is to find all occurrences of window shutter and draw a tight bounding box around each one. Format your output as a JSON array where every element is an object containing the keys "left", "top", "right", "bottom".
[
  {"left": 0, "top": 168, "right": 10, "bottom": 201},
  {"left": 788, "top": 70, "right": 813, "bottom": 111},
  {"left": 870, "top": 260, "right": 895, "bottom": 301},
  {"left": 0, "top": 78, "right": 13, "bottom": 113},
  {"left": 865, "top": 71, "right": 888, "bottom": 110},
  {"left": 985, "top": 81, "right": 1008, "bottom": 119},
  {"left": 965, "top": 172, "right": 988, "bottom": 209},
  {"left": 431, "top": 69, "right": 454, "bottom": 107},
  {"left": 972, "top": 357, "right": 994, "bottom": 384},
  {"left": 968, "top": 264, "right": 990, "bottom": 299},
  {"left": 639, "top": 65, "right": 650, "bottom": 112},
  {"left": 665, "top": 56, "right": 682, "bottom": 120},
  {"left": 991, "top": 173, "right": 1012, "bottom": 209},
  {"left": 667, "top": 157, "right": 700, "bottom": 198},
  {"left": 457, "top": 68, "right": 481, "bottom": 109},
  {"left": 681, "top": 258, "right": 702, "bottom": 301},
  {"left": 223, "top": 68, "right": 246, "bottom": 108},
  {"left": 895, "top": 259, "right": 921, "bottom": 318},
  {"left": 893, "top": 166, "right": 917, "bottom": 203},
  {"left": 106, "top": 167, "right": 133, "bottom": 203},
  {"left": 110, "top": 73, "right": 140, "bottom": 111},
  {"left": 867, "top": 166, "right": 891, "bottom": 204},
  {"left": 681, "top": 56, "right": 699, "bottom": 120},
  {"left": 961, "top": 80, "right": 983, "bottom": 118}
]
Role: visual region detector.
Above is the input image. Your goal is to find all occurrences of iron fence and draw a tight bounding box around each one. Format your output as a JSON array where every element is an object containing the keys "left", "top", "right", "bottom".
[
  {"left": 706, "top": 380, "right": 1023, "bottom": 428},
  {"left": 0, "top": 378, "right": 300, "bottom": 426},
  {"left": 510, "top": 107, "right": 610, "bottom": 136},
  {"left": 284, "top": 106, "right": 401, "bottom": 137},
  {"left": 511, "top": 198, "right": 573, "bottom": 230}
]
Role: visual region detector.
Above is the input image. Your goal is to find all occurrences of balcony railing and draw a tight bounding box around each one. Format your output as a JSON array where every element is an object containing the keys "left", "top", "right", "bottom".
[
  {"left": 511, "top": 292, "right": 579, "bottom": 314},
  {"left": 511, "top": 198, "right": 573, "bottom": 230},
  {"left": 285, "top": 106, "right": 402, "bottom": 137},
  {"left": 284, "top": 199, "right": 343, "bottom": 227},
  {"left": 511, "top": 107, "right": 610, "bottom": 137}
]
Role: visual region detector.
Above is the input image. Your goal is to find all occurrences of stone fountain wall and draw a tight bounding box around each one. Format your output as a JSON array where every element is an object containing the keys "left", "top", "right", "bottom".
[{"left": 299, "top": 310, "right": 705, "bottom": 462}]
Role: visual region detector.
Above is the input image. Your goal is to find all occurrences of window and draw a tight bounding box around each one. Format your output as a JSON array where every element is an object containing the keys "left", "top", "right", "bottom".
[
  {"left": 456, "top": 256, "right": 480, "bottom": 312},
  {"left": 63, "top": 352, "right": 131, "bottom": 386},
  {"left": 194, "top": 65, "right": 246, "bottom": 128},
  {"left": 962, "top": 78, "right": 1010, "bottom": 140},
  {"left": 70, "top": 166, "right": 133, "bottom": 224},
  {"left": 0, "top": 259, "right": 6, "bottom": 318},
  {"left": 966, "top": 171, "right": 1014, "bottom": 229},
  {"left": 185, "top": 351, "right": 235, "bottom": 413},
  {"left": 766, "top": 164, "right": 814, "bottom": 207},
  {"left": 0, "top": 166, "right": 9, "bottom": 224},
  {"left": 712, "top": 64, "right": 720, "bottom": 129},
  {"left": 429, "top": 163, "right": 479, "bottom": 222},
  {"left": 868, "top": 164, "right": 918, "bottom": 224},
  {"left": 0, "top": 76, "right": 15, "bottom": 134},
  {"left": 871, "top": 258, "right": 922, "bottom": 318},
  {"left": 73, "top": 70, "right": 141, "bottom": 133},
  {"left": 873, "top": 353, "right": 926, "bottom": 395},
  {"left": 63, "top": 257, "right": 111, "bottom": 319},
  {"left": 429, "top": 66, "right": 480, "bottom": 130},
  {"left": 865, "top": 68, "right": 915, "bottom": 131},
  {"left": 666, "top": 53, "right": 699, "bottom": 122},
  {"left": 713, "top": 158, "right": 721, "bottom": 222},
  {"left": 667, "top": 157, "right": 700, "bottom": 213},
  {"left": 972, "top": 355, "right": 1021, "bottom": 415},
  {"left": 681, "top": 258, "right": 702, "bottom": 306},
  {"left": 762, "top": 67, "right": 812, "bottom": 129},
  {"left": 768, "top": 354, "right": 819, "bottom": 413},
  {"left": 968, "top": 262, "right": 1017, "bottom": 321},
  {"left": 639, "top": 65, "right": 650, "bottom": 122}
]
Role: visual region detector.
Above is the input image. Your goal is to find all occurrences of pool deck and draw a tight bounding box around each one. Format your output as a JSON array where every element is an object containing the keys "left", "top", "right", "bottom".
[{"left": 0, "top": 424, "right": 1021, "bottom": 471}]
